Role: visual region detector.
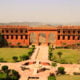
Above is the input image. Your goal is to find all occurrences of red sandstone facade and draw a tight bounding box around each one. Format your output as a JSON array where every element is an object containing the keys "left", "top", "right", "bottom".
[{"left": 0, "top": 25, "right": 80, "bottom": 47}]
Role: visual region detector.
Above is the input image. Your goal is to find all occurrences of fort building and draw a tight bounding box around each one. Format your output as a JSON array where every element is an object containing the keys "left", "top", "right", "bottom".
[{"left": 0, "top": 25, "right": 80, "bottom": 47}]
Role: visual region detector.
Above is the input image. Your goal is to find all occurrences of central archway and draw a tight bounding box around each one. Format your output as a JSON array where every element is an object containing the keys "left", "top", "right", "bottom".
[{"left": 39, "top": 33, "right": 46, "bottom": 45}]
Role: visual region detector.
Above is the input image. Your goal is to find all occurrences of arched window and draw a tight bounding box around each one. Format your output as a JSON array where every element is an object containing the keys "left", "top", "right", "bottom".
[
  {"left": 11, "top": 30, "right": 13, "bottom": 33},
  {"left": 58, "top": 30, "right": 60, "bottom": 33},
  {"left": 21, "top": 35, "right": 23, "bottom": 39},
  {"left": 15, "top": 30, "right": 18, "bottom": 33},
  {"left": 63, "top": 35, "right": 65, "bottom": 40},
  {"left": 25, "top": 35, "right": 27, "bottom": 39},
  {"left": 6, "top": 35, "right": 9, "bottom": 39},
  {"left": 63, "top": 31, "right": 65, "bottom": 33},
  {"left": 58, "top": 35, "right": 60, "bottom": 40},
  {"left": 25, "top": 30, "right": 27, "bottom": 33},
  {"left": 11, "top": 35, "right": 13, "bottom": 39},
  {"left": 68, "top": 35, "right": 70, "bottom": 40},
  {"left": 73, "top": 36, "right": 75, "bottom": 40},
  {"left": 6, "top": 30, "right": 9, "bottom": 33},
  {"left": 16, "top": 35, "right": 18, "bottom": 39},
  {"left": 20, "top": 29, "right": 23, "bottom": 33},
  {"left": 78, "top": 36, "right": 80, "bottom": 40},
  {"left": 68, "top": 30, "right": 70, "bottom": 33},
  {"left": 2, "top": 30, "right": 4, "bottom": 33},
  {"left": 78, "top": 31, "right": 80, "bottom": 34},
  {"left": 73, "top": 30, "right": 75, "bottom": 33}
]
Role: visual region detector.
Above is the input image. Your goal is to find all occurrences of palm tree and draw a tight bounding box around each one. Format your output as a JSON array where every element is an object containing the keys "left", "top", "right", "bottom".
[{"left": 57, "top": 52, "right": 63, "bottom": 59}]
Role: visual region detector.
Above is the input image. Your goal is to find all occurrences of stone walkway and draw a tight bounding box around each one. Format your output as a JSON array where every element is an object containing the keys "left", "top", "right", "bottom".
[
  {"left": 36, "top": 46, "right": 48, "bottom": 61},
  {"left": 30, "top": 46, "right": 49, "bottom": 61}
]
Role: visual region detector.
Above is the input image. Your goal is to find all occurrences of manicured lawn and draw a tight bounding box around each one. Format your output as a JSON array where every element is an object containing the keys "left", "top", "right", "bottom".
[
  {"left": 0, "top": 48, "right": 30, "bottom": 62},
  {"left": 53, "top": 49, "right": 80, "bottom": 63},
  {"left": 56, "top": 75, "right": 80, "bottom": 80}
]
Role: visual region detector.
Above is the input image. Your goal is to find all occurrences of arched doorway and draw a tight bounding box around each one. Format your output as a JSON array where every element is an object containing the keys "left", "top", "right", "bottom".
[
  {"left": 48, "top": 33, "right": 56, "bottom": 46},
  {"left": 39, "top": 33, "right": 46, "bottom": 45},
  {"left": 30, "top": 32, "right": 37, "bottom": 45}
]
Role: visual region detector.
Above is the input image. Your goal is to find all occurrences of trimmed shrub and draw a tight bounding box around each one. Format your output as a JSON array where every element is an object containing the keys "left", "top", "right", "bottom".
[
  {"left": 52, "top": 62, "right": 57, "bottom": 67},
  {"left": 48, "top": 73, "right": 56, "bottom": 80},
  {"left": 2, "top": 65, "right": 8, "bottom": 72},
  {"left": 12, "top": 56, "right": 18, "bottom": 62},
  {"left": 57, "top": 67, "right": 65, "bottom": 75},
  {"left": 32, "top": 45, "right": 35, "bottom": 48},
  {"left": 20, "top": 55, "right": 29, "bottom": 61},
  {"left": 57, "top": 52, "right": 63, "bottom": 59}
]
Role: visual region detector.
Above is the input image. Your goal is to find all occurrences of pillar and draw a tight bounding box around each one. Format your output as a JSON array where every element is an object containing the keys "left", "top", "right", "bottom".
[
  {"left": 46, "top": 34, "right": 48, "bottom": 45},
  {"left": 36, "top": 34, "right": 39, "bottom": 45},
  {"left": 60, "top": 35, "right": 63, "bottom": 40},
  {"left": 28, "top": 34, "right": 30, "bottom": 45},
  {"left": 70, "top": 36, "right": 73, "bottom": 40}
]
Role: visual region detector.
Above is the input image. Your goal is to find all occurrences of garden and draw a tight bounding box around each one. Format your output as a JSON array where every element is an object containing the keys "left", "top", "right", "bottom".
[
  {"left": 0, "top": 45, "right": 35, "bottom": 62},
  {"left": 49, "top": 45, "right": 80, "bottom": 64},
  {"left": 52, "top": 49, "right": 80, "bottom": 64}
]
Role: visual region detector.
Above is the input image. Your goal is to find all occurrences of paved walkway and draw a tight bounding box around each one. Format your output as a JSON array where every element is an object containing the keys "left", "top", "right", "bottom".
[
  {"left": 30, "top": 46, "right": 39, "bottom": 60},
  {"left": 30, "top": 46, "right": 49, "bottom": 61},
  {"left": 36, "top": 46, "right": 48, "bottom": 61}
]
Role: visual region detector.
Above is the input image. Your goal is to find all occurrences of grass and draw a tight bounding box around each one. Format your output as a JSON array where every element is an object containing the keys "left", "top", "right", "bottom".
[
  {"left": 56, "top": 75, "right": 80, "bottom": 80},
  {"left": 0, "top": 48, "right": 30, "bottom": 62},
  {"left": 53, "top": 49, "right": 80, "bottom": 63}
]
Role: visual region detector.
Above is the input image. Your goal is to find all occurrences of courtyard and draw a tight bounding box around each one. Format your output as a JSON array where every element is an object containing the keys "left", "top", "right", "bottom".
[{"left": 0, "top": 46, "right": 80, "bottom": 80}]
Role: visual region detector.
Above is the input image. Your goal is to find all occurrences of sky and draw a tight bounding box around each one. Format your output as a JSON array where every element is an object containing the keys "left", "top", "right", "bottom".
[{"left": 0, "top": 0, "right": 80, "bottom": 24}]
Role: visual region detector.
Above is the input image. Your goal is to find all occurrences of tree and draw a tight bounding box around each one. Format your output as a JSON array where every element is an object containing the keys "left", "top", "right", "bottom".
[
  {"left": 2, "top": 65, "right": 8, "bottom": 72},
  {"left": 57, "top": 52, "right": 63, "bottom": 59},
  {"left": 12, "top": 56, "right": 18, "bottom": 62},
  {"left": 48, "top": 52, "right": 53, "bottom": 61},
  {"left": 20, "top": 55, "right": 29, "bottom": 61},
  {"left": 11, "top": 70, "right": 20, "bottom": 79},
  {"left": 0, "top": 65, "right": 20, "bottom": 80},
  {"left": 51, "top": 62, "right": 57, "bottom": 67},
  {"left": 57, "top": 67, "right": 65, "bottom": 74},
  {"left": 32, "top": 45, "right": 35, "bottom": 48},
  {"left": 48, "top": 73, "right": 56, "bottom": 80}
]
